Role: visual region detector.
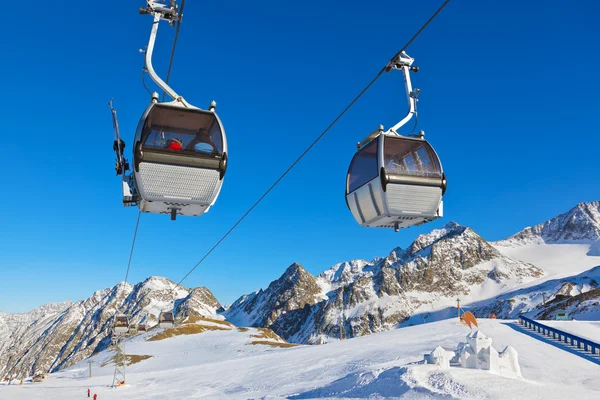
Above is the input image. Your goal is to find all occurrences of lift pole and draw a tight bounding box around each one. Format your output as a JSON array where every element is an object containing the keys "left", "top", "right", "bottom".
[
  {"left": 87, "top": 360, "right": 94, "bottom": 378},
  {"left": 111, "top": 336, "right": 126, "bottom": 387}
]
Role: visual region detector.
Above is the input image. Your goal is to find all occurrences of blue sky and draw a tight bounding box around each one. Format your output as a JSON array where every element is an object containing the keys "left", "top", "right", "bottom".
[{"left": 0, "top": 0, "right": 598, "bottom": 313}]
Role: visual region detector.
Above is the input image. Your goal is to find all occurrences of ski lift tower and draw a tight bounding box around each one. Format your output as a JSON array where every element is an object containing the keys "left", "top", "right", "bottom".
[{"left": 111, "top": 335, "right": 126, "bottom": 387}]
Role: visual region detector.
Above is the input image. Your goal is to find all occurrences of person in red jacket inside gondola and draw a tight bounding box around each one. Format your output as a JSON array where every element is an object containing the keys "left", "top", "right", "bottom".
[{"left": 165, "top": 137, "right": 184, "bottom": 151}]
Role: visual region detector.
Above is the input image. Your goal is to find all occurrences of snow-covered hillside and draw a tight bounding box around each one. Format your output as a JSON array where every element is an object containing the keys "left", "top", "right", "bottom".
[
  {"left": 470, "top": 265, "right": 600, "bottom": 319},
  {"left": 1, "top": 318, "right": 599, "bottom": 399}
]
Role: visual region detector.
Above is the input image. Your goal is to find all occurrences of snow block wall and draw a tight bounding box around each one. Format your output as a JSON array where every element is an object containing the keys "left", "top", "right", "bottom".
[{"left": 424, "top": 330, "right": 522, "bottom": 378}]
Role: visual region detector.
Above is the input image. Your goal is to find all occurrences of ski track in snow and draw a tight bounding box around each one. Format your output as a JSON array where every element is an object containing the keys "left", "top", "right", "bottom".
[{"left": 1, "top": 319, "right": 600, "bottom": 399}]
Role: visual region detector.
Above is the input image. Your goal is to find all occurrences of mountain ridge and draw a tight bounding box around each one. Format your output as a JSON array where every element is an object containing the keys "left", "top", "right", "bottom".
[
  {"left": 224, "top": 201, "right": 599, "bottom": 344},
  {"left": 0, "top": 277, "right": 221, "bottom": 379},
  {"left": 494, "top": 201, "right": 600, "bottom": 247}
]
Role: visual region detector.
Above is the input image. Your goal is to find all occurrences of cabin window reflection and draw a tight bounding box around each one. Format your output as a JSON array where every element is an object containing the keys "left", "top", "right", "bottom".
[
  {"left": 348, "top": 140, "right": 378, "bottom": 192},
  {"left": 384, "top": 138, "right": 441, "bottom": 177},
  {"left": 208, "top": 121, "right": 223, "bottom": 154},
  {"left": 141, "top": 107, "right": 224, "bottom": 157},
  {"left": 143, "top": 124, "right": 223, "bottom": 157}
]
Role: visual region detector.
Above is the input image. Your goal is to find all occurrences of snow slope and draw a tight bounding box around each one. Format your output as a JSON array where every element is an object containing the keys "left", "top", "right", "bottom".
[
  {"left": 493, "top": 243, "right": 600, "bottom": 280},
  {"left": 542, "top": 320, "right": 600, "bottom": 343},
  {"left": 1, "top": 318, "right": 599, "bottom": 399}
]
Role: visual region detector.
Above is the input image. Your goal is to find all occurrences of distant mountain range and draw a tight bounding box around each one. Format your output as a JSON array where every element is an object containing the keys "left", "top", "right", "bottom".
[
  {"left": 2, "top": 201, "right": 599, "bottom": 378},
  {"left": 0, "top": 277, "right": 221, "bottom": 379}
]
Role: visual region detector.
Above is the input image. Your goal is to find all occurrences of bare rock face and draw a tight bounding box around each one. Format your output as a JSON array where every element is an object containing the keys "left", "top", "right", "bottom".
[
  {"left": 534, "top": 288, "right": 600, "bottom": 320},
  {"left": 225, "top": 222, "right": 543, "bottom": 344},
  {"left": 224, "top": 262, "right": 325, "bottom": 329},
  {"left": 0, "top": 277, "right": 220, "bottom": 379},
  {"left": 177, "top": 287, "right": 222, "bottom": 319}
]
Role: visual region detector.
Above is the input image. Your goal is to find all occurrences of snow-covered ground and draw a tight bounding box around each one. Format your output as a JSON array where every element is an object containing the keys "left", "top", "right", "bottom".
[
  {"left": 541, "top": 320, "right": 600, "bottom": 343},
  {"left": 1, "top": 318, "right": 600, "bottom": 399},
  {"left": 493, "top": 243, "right": 600, "bottom": 281}
]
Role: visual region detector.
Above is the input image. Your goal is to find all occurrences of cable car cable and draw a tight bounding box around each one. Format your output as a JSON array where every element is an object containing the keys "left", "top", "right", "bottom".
[
  {"left": 124, "top": 210, "right": 142, "bottom": 284},
  {"left": 142, "top": 68, "right": 152, "bottom": 95},
  {"left": 386, "top": 0, "right": 450, "bottom": 65},
  {"left": 109, "top": 210, "right": 141, "bottom": 329},
  {"left": 115, "top": 0, "right": 451, "bottom": 317},
  {"left": 161, "top": 0, "right": 185, "bottom": 103},
  {"left": 167, "top": 0, "right": 452, "bottom": 292},
  {"left": 110, "top": 0, "right": 187, "bottom": 326}
]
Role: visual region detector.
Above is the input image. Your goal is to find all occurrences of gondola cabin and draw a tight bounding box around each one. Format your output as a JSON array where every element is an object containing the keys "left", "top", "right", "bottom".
[
  {"left": 131, "top": 99, "right": 228, "bottom": 220},
  {"left": 114, "top": 314, "right": 129, "bottom": 334},
  {"left": 346, "top": 131, "right": 446, "bottom": 231},
  {"left": 112, "top": 0, "right": 230, "bottom": 221},
  {"left": 128, "top": 324, "right": 138, "bottom": 335},
  {"left": 158, "top": 311, "right": 175, "bottom": 329}
]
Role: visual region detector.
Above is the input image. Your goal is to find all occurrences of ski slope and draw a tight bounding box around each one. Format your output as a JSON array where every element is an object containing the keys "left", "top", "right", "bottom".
[
  {"left": 1, "top": 318, "right": 599, "bottom": 399},
  {"left": 494, "top": 243, "right": 600, "bottom": 281}
]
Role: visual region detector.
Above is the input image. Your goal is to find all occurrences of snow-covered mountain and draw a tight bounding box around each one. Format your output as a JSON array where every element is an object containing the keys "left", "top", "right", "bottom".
[
  {"left": 470, "top": 265, "right": 600, "bottom": 319},
  {"left": 224, "top": 262, "right": 327, "bottom": 329},
  {"left": 0, "top": 277, "right": 221, "bottom": 380},
  {"left": 495, "top": 200, "right": 600, "bottom": 247},
  {"left": 225, "top": 222, "right": 544, "bottom": 344},
  {"left": 468, "top": 201, "right": 600, "bottom": 320},
  {"left": 225, "top": 202, "right": 600, "bottom": 344}
]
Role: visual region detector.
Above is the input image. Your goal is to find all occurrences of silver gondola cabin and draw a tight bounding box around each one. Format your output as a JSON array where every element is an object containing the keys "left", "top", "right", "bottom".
[
  {"left": 158, "top": 311, "right": 174, "bottom": 329},
  {"left": 114, "top": 314, "right": 130, "bottom": 335},
  {"left": 345, "top": 52, "right": 446, "bottom": 231},
  {"left": 111, "top": 0, "right": 228, "bottom": 220}
]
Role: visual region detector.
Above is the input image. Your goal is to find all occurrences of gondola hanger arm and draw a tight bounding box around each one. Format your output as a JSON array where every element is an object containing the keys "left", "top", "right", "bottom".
[
  {"left": 386, "top": 51, "right": 421, "bottom": 135},
  {"left": 140, "top": 0, "right": 192, "bottom": 108}
]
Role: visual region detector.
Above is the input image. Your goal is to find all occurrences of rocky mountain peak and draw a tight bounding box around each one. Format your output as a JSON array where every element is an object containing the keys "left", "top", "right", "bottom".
[
  {"left": 224, "top": 263, "right": 325, "bottom": 328},
  {"left": 319, "top": 260, "right": 372, "bottom": 286},
  {"left": 176, "top": 287, "right": 222, "bottom": 319},
  {"left": 407, "top": 221, "right": 466, "bottom": 254},
  {"left": 495, "top": 201, "right": 600, "bottom": 246},
  {"left": 279, "top": 262, "right": 307, "bottom": 281}
]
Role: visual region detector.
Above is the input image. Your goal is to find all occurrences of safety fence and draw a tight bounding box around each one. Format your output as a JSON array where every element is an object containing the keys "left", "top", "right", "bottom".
[{"left": 518, "top": 315, "right": 600, "bottom": 356}]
